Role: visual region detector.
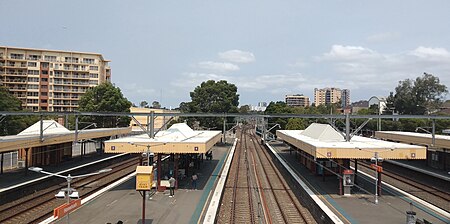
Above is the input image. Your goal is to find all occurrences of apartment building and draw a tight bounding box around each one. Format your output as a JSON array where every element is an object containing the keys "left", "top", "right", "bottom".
[
  {"left": 285, "top": 94, "right": 310, "bottom": 107},
  {"left": 314, "top": 87, "right": 350, "bottom": 106},
  {"left": 0, "top": 46, "right": 111, "bottom": 112}
]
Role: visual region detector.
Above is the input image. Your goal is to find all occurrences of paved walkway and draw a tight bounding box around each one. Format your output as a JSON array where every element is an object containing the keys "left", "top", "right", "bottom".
[
  {"left": 268, "top": 141, "right": 449, "bottom": 224},
  {"left": 55, "top": 143, "right": 232, "bottom": 224}
]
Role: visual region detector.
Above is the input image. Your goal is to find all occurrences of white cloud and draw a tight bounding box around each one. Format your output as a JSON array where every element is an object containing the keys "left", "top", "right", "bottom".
[
  {"left": 315, "top": 45, "right": 450, "bottom": 96},
  {"left": 409, "top": 46, "right": 450, "bottom": 61},
  {"left": 366, "top": 32, "right": 401, "bottom": 42},
  {"left": 320, "top": 45, "right": 382, "bottom": 61},
  {"left": 197, "top": 61, "right": 240, "bottom": 73},
  {"left": 219, "top": 50, "right": 255, "bottom": 63}
]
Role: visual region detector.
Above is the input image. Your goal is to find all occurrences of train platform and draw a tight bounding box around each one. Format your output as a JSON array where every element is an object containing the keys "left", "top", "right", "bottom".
[
  {"left": 0, "top": 152, "right": 125, "bottom": 192},
  {"left": 52, "top": 141, "right": 234, "bottom": 224},
  {"left": 385, "top": 159, "right": 450, "bottom": 181},
  {"left": 267, "top": 141, "right": 450, "bottom": 224}
]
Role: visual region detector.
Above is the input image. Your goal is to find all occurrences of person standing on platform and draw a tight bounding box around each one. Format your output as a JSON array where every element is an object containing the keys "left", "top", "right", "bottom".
[
  {"left": 192, "top": 173, "right": 198, "bottom": 190},
  {"left": 169, "top": 176, "right": 176, "bottom": 197}
]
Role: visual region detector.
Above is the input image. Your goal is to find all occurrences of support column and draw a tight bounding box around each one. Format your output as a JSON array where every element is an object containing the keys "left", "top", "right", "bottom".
[
  {"left": 157, "top": 154, "right": 161, "bottom": 191},
  {"left": 354, "top": 159, "right": 358, "bottom": 184},
  {"left": 1, "top": 152, "right": 4, "bottom": 174},
  {"left": 74, "top": 116, "right": 79, "bottom": 144},
  {"left": 222, "top": 116, "right": 226, "bottom": 143},
  {"left": 175, "top": 154, "right": 179, "bottom": 189},
  {"left": 25, "top": 148, "right": 29, "bottom": 175}
]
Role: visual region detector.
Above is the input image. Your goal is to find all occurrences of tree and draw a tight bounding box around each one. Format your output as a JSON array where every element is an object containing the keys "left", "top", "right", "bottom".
[
  {"left": 180, "top": 80, "right": 239, "bottom": 129},
  {"left": 239, "top": 105, "right": 251, "bottom": 113},
  {"left": 152, "top": 101, "right": 161, "bottom": 109},
  {"left": 78, "top": 83, "right": 132, "bottom": 128},
  {"left": 390, "top": 73, "right": 448, "bottom": 115},
  {"left": 0, "top": 87, "right": 37, "bottom": 135},
  {"left": 140, "top": 101, "right": 149, "bottom": 108}
]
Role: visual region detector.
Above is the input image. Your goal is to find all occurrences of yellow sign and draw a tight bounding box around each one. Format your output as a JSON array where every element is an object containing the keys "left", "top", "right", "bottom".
[{"left": 136, "top": 166, "right": 153, "bottom": 191}]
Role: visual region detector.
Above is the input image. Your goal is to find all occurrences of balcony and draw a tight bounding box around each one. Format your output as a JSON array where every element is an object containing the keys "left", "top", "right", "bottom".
[
  {"left": 4, "top": 79, "right": 27, "bottom": 84},
  {"left": 8, "top": 56, "right": 26, "bottom": 61}
]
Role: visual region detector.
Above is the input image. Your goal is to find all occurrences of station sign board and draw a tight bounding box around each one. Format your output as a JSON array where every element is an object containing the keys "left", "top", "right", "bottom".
[
  {"left": 54, "top": 199, "right": 81, "bottom": 218},
  {"left": 136, "top": 166, "right": 154, "bottom": 191}
]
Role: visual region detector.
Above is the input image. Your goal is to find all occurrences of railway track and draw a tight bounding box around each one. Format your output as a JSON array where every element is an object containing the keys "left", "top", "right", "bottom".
[
  {"left": 248, "top": 130, "right": 315, "bottom": 224},
  {"left": 218, "top": 126, "right": 316, "bottom": 224},
  {"left": 356, "top": 161, "right": 450, "bottom": 212},
  {"left": 0, "top": 157, "right": 140, "bottom": 224}
]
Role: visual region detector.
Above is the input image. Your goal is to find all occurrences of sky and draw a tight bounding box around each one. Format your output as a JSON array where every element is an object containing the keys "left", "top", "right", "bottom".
[{"left": 1, "top": 1, "right": 450, "bottom": 108}]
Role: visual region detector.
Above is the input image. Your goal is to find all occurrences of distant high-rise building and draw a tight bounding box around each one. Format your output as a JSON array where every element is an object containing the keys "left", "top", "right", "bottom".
[
  {"left": 257, "top": 102, "right": 267, "bottom": 107},
  {"left": 0, "top": 46, "right": 111, "bottom": 112},
  {"left": 341, "top": 89, "right": 350, "bottom": 108},
  {"left": 285, "top": 94, "right": 310, "bottom": 107},
  {"left": 314, "top": 87, "right": 350, "bottom": 107}
]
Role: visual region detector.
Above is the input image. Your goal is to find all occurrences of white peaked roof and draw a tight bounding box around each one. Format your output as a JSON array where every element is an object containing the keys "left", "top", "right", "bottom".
[
  {"left": 17, "top": 120, "right": 71, "bottom": 136},
  {"left": 301, "top": 123, "right": 344, "bottom": 142},
  {"left": 155, "top": 123, "right": 197, "bottom": 140}
]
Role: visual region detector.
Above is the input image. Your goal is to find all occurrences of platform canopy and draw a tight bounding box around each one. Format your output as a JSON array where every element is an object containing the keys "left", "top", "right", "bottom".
[
  {"left": 104, "top": 123, "right": 222, "bottom": 154},
  {"left": 0, "top": 120, "right": 131, "bottom": 153},
  {"left": 376, "top": 131, "right": 450, "bottom": 150},
  {"left": 276, "top": 123, "right": 426, "bottom": 159}
]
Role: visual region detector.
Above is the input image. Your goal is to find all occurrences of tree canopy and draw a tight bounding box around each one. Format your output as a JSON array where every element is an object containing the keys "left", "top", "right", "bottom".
[
  {"left": 78, "top": 83, "right": 132, "bottom": 128},
  {"left": 180, "top": 80, "right": 239, "bottom": 129},
  {"left": 388, "top": 73, "right": 448, "bottom": 115},
  {"left": 0, "top": 87, "right": 38, "bottom": 135}
]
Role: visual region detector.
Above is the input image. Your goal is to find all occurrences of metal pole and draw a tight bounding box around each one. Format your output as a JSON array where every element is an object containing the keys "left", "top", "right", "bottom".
[
  {"left": 223, "top": 116, "right": 226, "bottom": 144},
  {"left": 75, "top": 116, "right": 79, "bottom": 144},
  {"left": 40, "top": 116, "right": 44, "bottom": 142},
  {"left": 432, "top": 119, "right": 436, "bottom": 147},
  {"left": 374, "top": 152, "right": 379, "bottom": 204},
  {"left": 345, "top": 113, "right": 350, "bottom": 141},
  {"left": 67, "top": 175, "right": 71, "bottom": 224},
  {"left": 142, "top": 190, "right": 146, "bottom": 224},
  {"left": 146, "top": 115, "right": 150, "bottom": 134},
  {"left": 150, "top": 111, "right": 155, "bottom": 139}
]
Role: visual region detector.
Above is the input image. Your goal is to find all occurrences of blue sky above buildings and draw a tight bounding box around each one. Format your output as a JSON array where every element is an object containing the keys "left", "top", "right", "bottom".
[{"left": 1, "top": 0, "right": 449, "bottom": 108}]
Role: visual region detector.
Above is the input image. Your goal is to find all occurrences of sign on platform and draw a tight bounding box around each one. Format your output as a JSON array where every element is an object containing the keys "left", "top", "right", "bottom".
[
  {"left": 53, "top": 199, "right": 81, "bottom": 218},
  {"left": 136, "top": 166, "right": 153, "bottom": 191}
]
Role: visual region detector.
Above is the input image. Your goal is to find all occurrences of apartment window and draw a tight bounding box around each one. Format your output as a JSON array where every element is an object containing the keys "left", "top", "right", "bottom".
[
  {"left": 65, "top": 57, "right": 79, "bottom": 63},
  {"left": 10, "top": 53, "right": 24, "bottom": 59},
  {"left": 27, "top": 84, "right": 39, "bottom": 89},
  {"left": 27, "top": 70, "right": 39, "bottom": 75},
  {"left": 40, "top": 92, "right": 48, "bottom": 96},
  {"left": 27, "top": 92, "right": 39, "bottom": 97},
  {"left": 41, "top": 99, "right": 48, "bottom": 103},
  {"left": 83, "top": 58, "right": 95, "bottom": 64},
  {"left": 89, "top": 73, "right": 98, "bottom": 78},
  {"left": 27, "top": 99, "right": 39, "bottom": 104},
  {"left": 27, "top": 77, "right": 39, "bottom": 82},
  {"left": 27, "top": 62, "right": 37, "bottom": 67},
  {"left": 44, "top": 55, "right": 57, "bottom": 62},
  {"left": 41, "top": 78, "right": 48, "bottom": 82},
  {"left": 64, "top": 64, "right": 70, "bottom": 70},
  {"left": 89, "top": 66, "right": 98, "bottom": 71},
  {"left": 42, "top": 70, "right": 48, "bottom": 75},
  {"left": 89, "top": 80, "right": 98, "bottom": 85},
  {"left": 28, "top": 55, "right": 41, "bottom": 60}
]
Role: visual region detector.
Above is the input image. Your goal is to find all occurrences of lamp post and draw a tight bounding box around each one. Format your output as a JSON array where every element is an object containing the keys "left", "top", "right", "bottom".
[{"left": 28, "top": 167, "right": 111, "bottom": 223}]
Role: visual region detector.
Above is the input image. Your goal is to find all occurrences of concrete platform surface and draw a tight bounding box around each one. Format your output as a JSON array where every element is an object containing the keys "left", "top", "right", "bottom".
[
  {"left": 55, "top": 143, "right": 232, "bottom": 224},
  {"left": 269, "top": 142, "right": 449, "bottom": 224}
]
